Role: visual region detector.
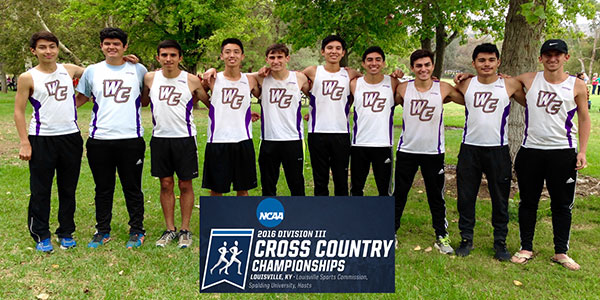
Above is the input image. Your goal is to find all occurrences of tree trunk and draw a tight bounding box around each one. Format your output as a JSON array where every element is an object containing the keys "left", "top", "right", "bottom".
[
  {"left": 589, "top": 30, "right": 598, "bottom": 76},
  {"left": 577, "top": 58, "right": 586, "bottom": 73},
  {"left": 35, "top": 8, "right": 82, "bottom": 65},
  {"left": 433, "top": 23, "right": 446, "bottom": 79},
  {"left": 340, "top": 55, "right": 349, "bottom": 68},
  {"left": 421, "top": 37, "right": 432, "bottom": 51},
  {"left": 500, "top": 0, "right": 546, "bottom": 162},
  {"left": 0, "top": 63, "right": 6, "bottom": 93}
]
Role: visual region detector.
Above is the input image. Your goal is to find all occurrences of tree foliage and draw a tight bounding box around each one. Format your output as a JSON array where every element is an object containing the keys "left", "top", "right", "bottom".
[
  {"left": 274, "top": 0, "right": 416, "bottom": 66},
  {"left": 63, "top": 0, "right": 271, "bottom": 73}
]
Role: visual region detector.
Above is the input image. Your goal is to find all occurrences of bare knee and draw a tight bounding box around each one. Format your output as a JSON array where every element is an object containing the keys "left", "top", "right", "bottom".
[
  {"left": 178, "top": 180, "right": 193, "bottom": 194},
  {"left": 160, "top": 177, "right": 175, "bottom": 193}
]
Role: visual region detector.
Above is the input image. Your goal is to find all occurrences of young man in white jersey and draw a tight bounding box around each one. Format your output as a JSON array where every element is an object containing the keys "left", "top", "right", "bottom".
[
  {"left": 508, "top": 40, "right": 590, "bottom": 270},
  {"left": 255, "top": 44, "right": 309, "bottom": 196},
  {"left": 201, "top": 38, "right": 260, "bottom": 196},
  {"left": 453, "top": 43, "right": 526, "bottom": 260},
  {"left": 14, "top": 31, "right": 84, "bottom": 252},
  {"left": 349, "top": 46, "right": 399, "bottom": 196},
  {"left": 141, "top": 40, "right": 208, "bottom": 248},
  {"left": 76, "top": 27, "right": 148, "bottom": 249},
  {"left": 394, "top": 49, "right": 464, "bottom": 254},
  {"left": 302, "top": 35, "right": 362, "bottom": 196}
]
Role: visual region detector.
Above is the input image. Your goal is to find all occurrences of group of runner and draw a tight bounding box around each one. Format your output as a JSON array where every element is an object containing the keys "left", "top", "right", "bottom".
[{"left": 15, "top": 28, "right": 589, "bottom": 271}]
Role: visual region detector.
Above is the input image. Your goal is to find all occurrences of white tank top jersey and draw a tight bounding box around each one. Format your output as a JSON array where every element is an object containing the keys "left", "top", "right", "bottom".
[
  {"left": 308, "top": 65, "right": 351, "bottom": 133},
  {"left": 397, "top": 80, "right": 445, "bottom": 154},
  {"left": 77, "top": 61, "right": 146, "bottom": 139},
  {"left": 27, "top": 64, "right": 79, "bottom": 136},
  {"left": 260, "top": 71, "right": 303, "bottom": 141},
  {"left": 462, "top": 77, "right": 511, "bottom": 146},
  {"left": 207, "top": 72, "right": 253, "bottom": 143},
  {"left": 523, "top": 71, "right": 578, "bottom": 149},
  {"left": 352, "top": 76, "right": 395, "bottom": 147},
  {"left": 149, "top": 70, "right": 195, "bottom": 138}
]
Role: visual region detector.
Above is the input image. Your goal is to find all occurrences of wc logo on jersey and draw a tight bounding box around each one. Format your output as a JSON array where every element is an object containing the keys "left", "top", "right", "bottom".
[
  {"left": 536, "top": 91, "right": 562, "bottom": 115},
  {"left": 362, "top": 91, "right": 386, "bottom": 112},
  {"left": 473, "top": 92, "right": 499, "bottom": 113},
  {"left": 45, "top": 80, "right": 68, "bottom": 101},
  {"left": 322, "top": 80, "right": 344, "bottom": 101},
  {"left": 222, "top": 88, "right": 244, "bottom": 109},
  {"left": 158, "top": 85, "right": 181, "bottom": 106},
  {"left": 269, "top": 88, "right": 292, "bottom": 108},
  {"left": 201, "top": 229, "right": 254, "bottom": 290},
  {"left": 103, "top": 79, "right": 131, "bottom": 103},
  {"left": 409, "top": 99, "right": 435, "bottom": 121}
]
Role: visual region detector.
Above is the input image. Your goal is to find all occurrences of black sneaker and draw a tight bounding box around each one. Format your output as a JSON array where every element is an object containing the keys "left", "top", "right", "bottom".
[
  {"left": 494, "top": 241, "right": 511, "bottom": 261},
  {"left": 456, "top": 238, "right": 473, "bottom": 257}
]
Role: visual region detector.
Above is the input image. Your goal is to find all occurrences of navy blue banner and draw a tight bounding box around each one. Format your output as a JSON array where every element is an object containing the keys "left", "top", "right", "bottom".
[{"left": 199, "top": 196, "right": 395, "bottom": 293}]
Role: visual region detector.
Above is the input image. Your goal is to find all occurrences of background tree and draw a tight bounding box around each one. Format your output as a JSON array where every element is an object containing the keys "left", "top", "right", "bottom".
[
  {"left": 275, "top": 0, "right": 415, "bottom": 67},
  {"left": 396, "top": 0, "right": 507, "bottom": 78},
  {"left": 63, "top": 0, "right": 271, "bottom": 73}
]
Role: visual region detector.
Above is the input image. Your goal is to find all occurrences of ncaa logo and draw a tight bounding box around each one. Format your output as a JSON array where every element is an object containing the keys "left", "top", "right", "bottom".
[{"left": 256, "top": 198, "right": 284, "bottom": 227}]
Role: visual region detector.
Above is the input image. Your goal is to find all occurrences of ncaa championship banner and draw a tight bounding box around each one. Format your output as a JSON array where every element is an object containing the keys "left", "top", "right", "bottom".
[{"left": 199, "top": 196, "right": 395, "bottom": 293}]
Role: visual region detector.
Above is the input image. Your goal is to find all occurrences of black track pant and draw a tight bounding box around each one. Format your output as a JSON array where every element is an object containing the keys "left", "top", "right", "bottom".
[
  {"left": 350, "top": 146, "right": 393, "bottom": 196},
  {"left": 515, "top": 147, "right": 577, "bottom": 254},
  {"left": 28, "top": 133, "right": 83, "bottom": 242},
  {"left": 86, "top": 138, "right": 145, "bottom": 235},
  {"left": 394, "top": 151, "right": 447, "bottom": 237},
  {"left": 259, "top": 140, "right": 305, "bottom": 196},
  {"left": 457, "top": 144, "right": 511, "bottom": 243},
  {"left": 307, "top": 133, "right": 350, "bottom": 196}
]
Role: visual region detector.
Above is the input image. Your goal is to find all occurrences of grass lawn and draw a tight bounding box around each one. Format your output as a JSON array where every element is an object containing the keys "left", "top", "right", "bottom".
[{"left": 0, "top": 90, "right": 599, "bottom": 299}]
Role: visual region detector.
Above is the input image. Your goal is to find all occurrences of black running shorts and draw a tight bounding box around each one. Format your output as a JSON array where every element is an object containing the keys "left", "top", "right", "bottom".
[{"left": 150, "top": 136, "right": 199, "bottom": 180}]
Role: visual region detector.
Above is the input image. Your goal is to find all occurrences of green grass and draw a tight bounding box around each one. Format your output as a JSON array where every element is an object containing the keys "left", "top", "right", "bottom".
[{"left": 1, "top": 90, "right": 599, "bottom": 299}]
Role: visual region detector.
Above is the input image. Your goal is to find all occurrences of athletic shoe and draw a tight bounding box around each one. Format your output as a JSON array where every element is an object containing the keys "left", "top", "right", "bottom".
[
  {"left": 394, "top": 234, "right": 398, "bottom": 250},
  {"left": 126, "top": 233, "right": 145, "bottom": 249},
  {"left": 36, "top": 238, "right": 54, "bottom": 253},
  {"left": 434, "top": 235, "right": 455, "bottom": 255},
  {"left": 58, "top": 237, "right": 77, "bottom": 249},
  {"left": 494, "top": 241, "right": 511, "bottom": 261},
  {"left": 155, "top": 229, "right": 178, "bottom": 247},
  {"left": 178, "top": 230, "right": 192, "bottom": 249},
  {"left": 88, "top": 233, "right": 111, "bottom": 248},
  {"left": 455, "top": 239, "right": 473, "bottom": 257}
]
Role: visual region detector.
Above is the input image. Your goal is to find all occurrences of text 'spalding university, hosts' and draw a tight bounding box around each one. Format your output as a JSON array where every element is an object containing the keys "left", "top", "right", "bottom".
[{"left": 200, "top": 196, "right": 395, "bottom": 293}]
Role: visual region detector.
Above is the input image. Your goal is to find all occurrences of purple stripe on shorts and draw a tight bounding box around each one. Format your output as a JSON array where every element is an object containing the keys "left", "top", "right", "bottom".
[
  {"left": 345, "top": 95, "right": 351, "bottom": 133},
  {"left": 565, "top": 107, "right": 577, "bottom": 148},
  {"left": 499, "top": 103, "right": 511, "bottom": 146},
  {"left": 462, "top": 107, "right": 469, "bottom": 143},
  {"left": 245, "top": 106, "right": 252, "bottom": 139},
  {"left": 28, "top": 96, "right": 42, "bottom": 135},
  {"left": 309, "top": 92, "right": 316, "bottom": 133},
  {"left": 90, "top": 98, "right": 99, "bottom": 138},
  {"left": 186, "top": 98, "right": 194, "bottom": 137},
  {"left": 352, "top": 109, "right": 358, "bottom": 144},
  {"left": 437, "top": 107, "right": 444, "bottom": 154},
  {"left": 389, "top": 106, "right": 395, "bottom": 146},
  {"left": 522, "top": 105, "right": 529, "bottom": 146},
  {"left": 135, "top": 95, "right": 142, "bottom": 137},
  {"left": 296, "top": 100, "right": 303, "bottom": 139},
  {"left": 208, "top": 103, "right": 216, "bottom": 143}
]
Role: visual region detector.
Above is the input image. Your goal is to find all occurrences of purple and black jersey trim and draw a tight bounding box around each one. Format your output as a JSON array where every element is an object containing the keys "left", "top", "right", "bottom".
[{"left": 28, "top": 96, "right": 42, "bottom": 135}]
